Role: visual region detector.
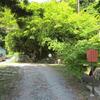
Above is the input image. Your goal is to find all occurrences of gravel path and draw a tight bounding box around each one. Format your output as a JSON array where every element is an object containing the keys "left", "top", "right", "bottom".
[{"left": 5, "top": 64, "right": 78, "bottom": 100}]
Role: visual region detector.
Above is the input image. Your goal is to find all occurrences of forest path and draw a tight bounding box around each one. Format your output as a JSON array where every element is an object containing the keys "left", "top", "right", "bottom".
[{"left": 2, "top": 63, "right": 78, "bottom": 100}]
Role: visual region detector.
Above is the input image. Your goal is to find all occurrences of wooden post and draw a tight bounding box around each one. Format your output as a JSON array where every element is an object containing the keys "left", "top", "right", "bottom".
[
  {"left": 77, "top": 0, "right": 80, "bottom": 13},
  {"left": 90, "top": 63, "right": 95, "bottom": 95}
]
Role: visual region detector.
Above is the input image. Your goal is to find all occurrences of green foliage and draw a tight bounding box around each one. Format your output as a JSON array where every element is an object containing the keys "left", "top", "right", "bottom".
[
  {"left": 0, "top": 9, "right": 18, "bottom": 31},
  {"left": 68, "top": 12, "right": 99, "bottom": 39},
  {"left": 0, "top": 0, "right": 32, "bottom": 17},
  {"left": 2, "top": 0, "right": 100, "bottom": 78},
  {"left": 80, "top": 0, "right": 95, "bottom": 9},
  {"left": 61, "top": 34, "right": 100, "bottom": 79},
  {"left": 0, "top": 8, "right": 18, "bottom": 47},
  {"left": 95, "top": 0, "right": 100, "bottom": 13},
  {"left": 5, "top": 2, "right": 74, "bottom": 54}
]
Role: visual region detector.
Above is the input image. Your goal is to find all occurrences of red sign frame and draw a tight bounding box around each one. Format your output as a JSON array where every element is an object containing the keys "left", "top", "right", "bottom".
[{"left": 86, "top": 49, "right": 98, "bottom": 62}]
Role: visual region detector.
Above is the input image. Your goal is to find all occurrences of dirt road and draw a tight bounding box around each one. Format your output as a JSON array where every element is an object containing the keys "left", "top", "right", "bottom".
[{"left": 2, "top": 64, "right": 78, "bottom": 100}]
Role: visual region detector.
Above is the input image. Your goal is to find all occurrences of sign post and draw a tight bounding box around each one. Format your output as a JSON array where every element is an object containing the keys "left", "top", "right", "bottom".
[{"left": 86, "top": 49, "right": 98, "bottom": 96}]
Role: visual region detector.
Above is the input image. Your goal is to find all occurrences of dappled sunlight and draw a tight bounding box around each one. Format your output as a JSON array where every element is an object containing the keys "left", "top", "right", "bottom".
[{"left": 0, "top": 62, "right": 62, "bottom": 68}]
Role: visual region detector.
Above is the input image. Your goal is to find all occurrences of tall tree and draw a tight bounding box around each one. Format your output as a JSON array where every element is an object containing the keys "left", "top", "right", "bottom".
[{"left": 0, "top": 0, "right": 32, "bottom": 17}]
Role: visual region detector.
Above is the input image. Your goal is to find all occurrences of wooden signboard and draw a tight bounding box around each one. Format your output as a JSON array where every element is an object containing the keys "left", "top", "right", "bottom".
[{"left": 87, "top": 49, "right": 98, "bottom": 62}]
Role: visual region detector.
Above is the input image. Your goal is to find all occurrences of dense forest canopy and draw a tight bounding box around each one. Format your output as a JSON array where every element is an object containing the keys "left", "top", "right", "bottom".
[{"left": 0, "top": 0, "right": 100, "bottom": 78}]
